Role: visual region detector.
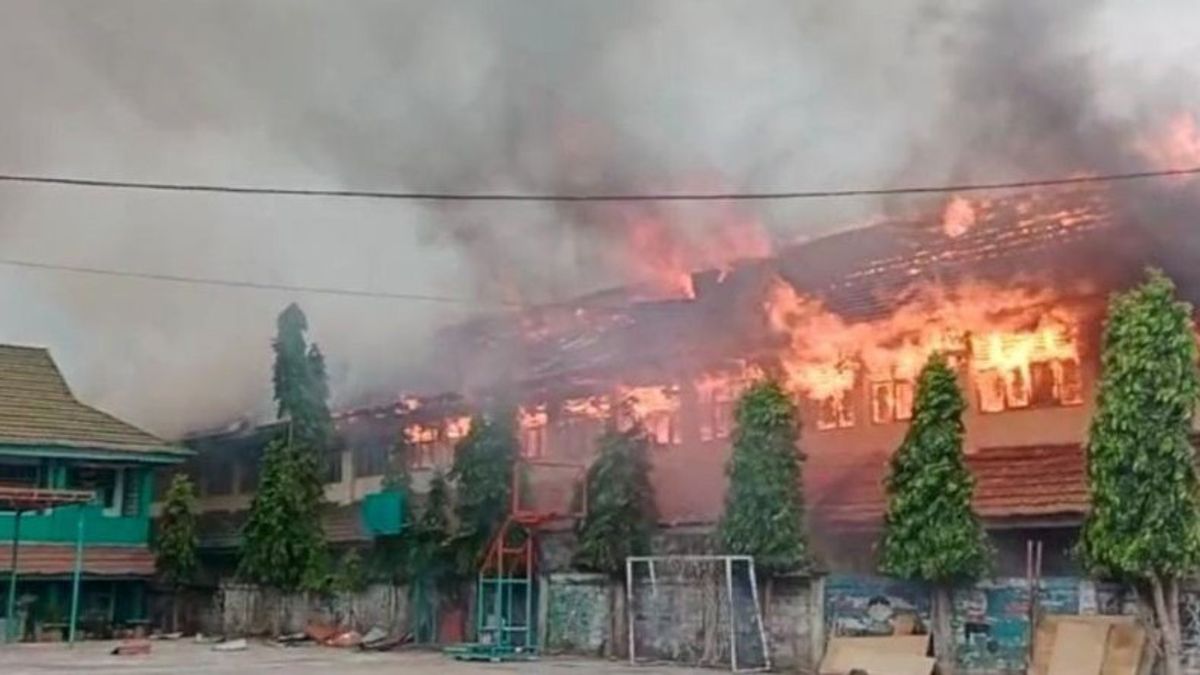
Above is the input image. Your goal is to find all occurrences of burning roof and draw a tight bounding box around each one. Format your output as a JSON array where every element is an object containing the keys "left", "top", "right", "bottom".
[{"left": 445, "top": 187, "right": 1140, "bottom": 401}]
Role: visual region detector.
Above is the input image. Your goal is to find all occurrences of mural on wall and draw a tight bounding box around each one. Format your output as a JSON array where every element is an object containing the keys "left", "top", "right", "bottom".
[
  {"left": 825, "top": 575, "right": 931, "bottom": 637},
  {"left": 954, "top": 578, "right": 1076, "bottom": 671},
  {"left": 825, "top": 575, "right": 1149, "bottom": 671}
]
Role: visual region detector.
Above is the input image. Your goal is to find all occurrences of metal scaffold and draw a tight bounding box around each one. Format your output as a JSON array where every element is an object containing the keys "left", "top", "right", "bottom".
[
  {"left": 1, "top": 486, "right": 96, "bottom": 644},
  {"left": 445, "top": 460, "right": 585, "bottom": 663}
]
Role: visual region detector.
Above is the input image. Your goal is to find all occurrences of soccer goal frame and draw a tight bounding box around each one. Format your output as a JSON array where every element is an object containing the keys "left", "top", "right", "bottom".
[{"left": 625, "top": 554, "right": 771, "bottom": 673}]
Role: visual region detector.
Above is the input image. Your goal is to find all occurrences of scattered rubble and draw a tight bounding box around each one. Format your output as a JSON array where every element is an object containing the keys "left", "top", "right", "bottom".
[
  {"left": 213, "top": 638, "right": 248, "bottom": 652},
  {"left": 110, "top": 640, "right": 152, "bottom": 656}
]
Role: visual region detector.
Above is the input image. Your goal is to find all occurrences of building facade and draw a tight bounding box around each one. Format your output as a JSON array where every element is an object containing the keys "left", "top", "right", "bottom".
[
  {"left": 0, "top": 345, "right": 189, "bottom": 640},
  {"left": 177, "top": 188, "right": 1185, "bottom": 573}
]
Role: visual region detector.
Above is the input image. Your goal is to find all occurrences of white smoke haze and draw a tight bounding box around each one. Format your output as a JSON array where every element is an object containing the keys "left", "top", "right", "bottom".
[{"left": 0, "top": 0, "right": 1197, "bottom": 438}]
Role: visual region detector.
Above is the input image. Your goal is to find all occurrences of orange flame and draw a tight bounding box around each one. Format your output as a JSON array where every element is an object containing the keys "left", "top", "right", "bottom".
[
  {"left": 613, "top": 198, "right": 771, "bottom": 301},
  {"left": 518, "top": 404, "right": 549, "bottom": 429},
  {"left": 562, "top": 395, "right": 612, "bottom": 419},
  {"left": 764, "top": 276, "right": 1087, "bottom": 405},
  {"left": 1138, "top": 112, "right": 1200, "bottom": 172},
  {"left": 941, "top": 196, "right": 977, "bottom": 238},
  {"left": 445, "top": 416, "right": 472, "bottom": 440}
]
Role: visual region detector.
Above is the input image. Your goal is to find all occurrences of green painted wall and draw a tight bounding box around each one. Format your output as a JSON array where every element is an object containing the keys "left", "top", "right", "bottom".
[
  {"left": 0, "top": 504, "right": 148, "bottom": 545},
  {"left": 0, "top": 459, "right": 156, "bottom": 546}
]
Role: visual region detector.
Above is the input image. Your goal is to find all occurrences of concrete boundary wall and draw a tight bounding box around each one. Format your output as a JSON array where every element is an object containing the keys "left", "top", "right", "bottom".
[{"left": 219, "top": 583, "right": 409, "bottom": 637}]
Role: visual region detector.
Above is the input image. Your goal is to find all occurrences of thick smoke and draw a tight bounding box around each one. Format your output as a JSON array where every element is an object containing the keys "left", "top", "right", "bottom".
[{"left": 0, "top": 0, "right": 1196, "bottom": 437}]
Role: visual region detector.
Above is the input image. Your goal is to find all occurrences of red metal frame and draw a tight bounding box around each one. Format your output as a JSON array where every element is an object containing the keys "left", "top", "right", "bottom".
[
  {"left": 477, "top": 458, "right": 588, "bottom": 575},
  {"left": 0, "top": 486, "right": 95, "bottom": 512}
]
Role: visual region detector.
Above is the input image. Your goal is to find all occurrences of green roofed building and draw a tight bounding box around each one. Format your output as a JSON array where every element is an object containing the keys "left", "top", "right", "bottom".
[{"left": 0, "top": 345, "right": 189, "bottom": 641}]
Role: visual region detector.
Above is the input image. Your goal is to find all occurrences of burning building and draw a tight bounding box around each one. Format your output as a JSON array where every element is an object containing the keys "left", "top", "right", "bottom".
[
  {"left": 176, "top": 177, "right": 1197, "bottom": 582},
  {"left": 429, "top": 183, "right": 1185, "bottom": 572}
]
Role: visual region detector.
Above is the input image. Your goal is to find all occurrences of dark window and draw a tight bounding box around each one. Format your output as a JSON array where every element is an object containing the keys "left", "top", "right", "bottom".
[
  {"left": 353, "top": 440, "right": 390, "bottom": 478},
  {"left": 66, "top": 466, "right": 121, "bottom": 512},
  {"left": 0, "top": 461, "right": 40, "bottom": 488},
  {"left": 121, "top": 470, "right": 141, "bottom": 517},
  {"left": 238, "top": 448, "right": 262, "bottom": 494},
  {"left": 198, "top": 455, "right": 234, "bottom": 496},
  {"left": 323, "top": 448, "right": 343, "bottom": 484}
]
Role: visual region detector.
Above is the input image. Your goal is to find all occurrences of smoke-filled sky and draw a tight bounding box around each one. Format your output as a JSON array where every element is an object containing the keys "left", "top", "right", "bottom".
[{"left": 0, "top": 0, "right": 1197, "bottom": 438}]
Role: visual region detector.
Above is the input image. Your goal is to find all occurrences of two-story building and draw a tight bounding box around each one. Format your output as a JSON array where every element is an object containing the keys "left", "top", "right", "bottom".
[
  {"left": 0, "top": 345, "right": 189, "bottom": 639},
  {"left": 178, "top": 187, "right": 1180, "bottom": 579}
]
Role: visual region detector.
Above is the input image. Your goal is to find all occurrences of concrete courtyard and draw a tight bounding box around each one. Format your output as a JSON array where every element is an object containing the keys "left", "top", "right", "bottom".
[{"left": 2, "top": 641, "right": 719, "bottom": 675}]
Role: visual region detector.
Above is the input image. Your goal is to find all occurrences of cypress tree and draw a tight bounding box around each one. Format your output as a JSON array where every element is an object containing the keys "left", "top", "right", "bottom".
[
  {"left": 239, "top": 303, "right": 332, "bottom": 590},
  {"left": 1081, "top": 269, "right": 1200, "bottom": 675},
  {"left": 879, "top": 353, "right": 987, "bottom": 674},
  {"left": 573, "top": 425, "right": 657, "bottom": 575},
  {"left": 155, "top": 473, "right": 199, "bottom": 631},
  {"left": 719, "top": 380, "right": 809, "bottom": 573},
  {"left": 448, "top": 412, "right": 518, "bottom": 574}
]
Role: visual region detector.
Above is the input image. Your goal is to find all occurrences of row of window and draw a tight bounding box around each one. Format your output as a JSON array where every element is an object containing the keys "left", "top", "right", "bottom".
[
  {"left": 813, "top": 357, "right": 1084, "bottom": 430},
  {"left": 0, "top": 462, "right": 140, "bottom": 517}
]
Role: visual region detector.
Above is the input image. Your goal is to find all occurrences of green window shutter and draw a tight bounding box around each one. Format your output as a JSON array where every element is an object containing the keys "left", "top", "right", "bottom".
[{"left": 361, "top": 490, "right": 406, "bottom": 537}]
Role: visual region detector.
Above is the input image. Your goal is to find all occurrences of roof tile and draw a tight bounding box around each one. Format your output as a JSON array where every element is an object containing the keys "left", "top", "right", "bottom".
[
  {"left": 0, "top": 345, "right": 178, "bottom": 455},
  {"left": 807, "top": 444, "right": 1089, "bottom": 529}
]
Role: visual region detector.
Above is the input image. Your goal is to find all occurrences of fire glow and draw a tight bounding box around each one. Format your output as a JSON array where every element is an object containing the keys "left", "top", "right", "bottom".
[{"left": 764, "top": 276, "right": 1087, "bottom": 427}]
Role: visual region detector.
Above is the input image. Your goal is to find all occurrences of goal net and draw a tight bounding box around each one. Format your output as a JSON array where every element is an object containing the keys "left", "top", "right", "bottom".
[{"left": 626, "top": 555, "right": 770, "bottom": 672}]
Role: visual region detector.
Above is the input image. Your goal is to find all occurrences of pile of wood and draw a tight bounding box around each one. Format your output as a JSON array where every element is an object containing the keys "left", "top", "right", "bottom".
[{"left": 1032, "top": 615, "right": 1145, "bottom": 675}]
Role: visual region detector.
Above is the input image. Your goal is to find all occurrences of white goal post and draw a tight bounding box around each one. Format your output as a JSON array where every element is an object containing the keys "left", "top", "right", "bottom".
[{"left": 625, "top": 555, "right": 771, "bottom": 673}]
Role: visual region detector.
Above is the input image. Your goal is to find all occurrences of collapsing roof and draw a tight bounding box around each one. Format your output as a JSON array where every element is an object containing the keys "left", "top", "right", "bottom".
[
  {"left": 445, "top": 188, "right": 1139, "bottom": 397},
  {"left": 0, "top": 344, "right": 186, "bottom": 458}
]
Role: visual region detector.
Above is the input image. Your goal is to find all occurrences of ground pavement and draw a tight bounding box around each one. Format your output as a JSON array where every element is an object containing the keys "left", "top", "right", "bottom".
[{"left": 2, "top": 640, "right": 719, "bottom": 674}]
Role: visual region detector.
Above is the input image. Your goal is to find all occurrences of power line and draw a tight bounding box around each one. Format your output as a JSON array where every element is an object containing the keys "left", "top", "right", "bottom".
[
  {"left": 0, "top": 257, "right": 519, "bottom": 308},
  {"left": 0, "top": 166, "right": 1198, "bottom": 202}
]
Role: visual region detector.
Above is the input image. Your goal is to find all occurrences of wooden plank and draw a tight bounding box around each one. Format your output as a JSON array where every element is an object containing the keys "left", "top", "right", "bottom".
[
  {"left": 1047, "top": 621, "right": 1111, "bottom": 675},
  {"left": 1034, "top": 615, "right": 1140, "bottom": 675},
  {"left": 822, "top": 646, "right": 935, "bottom": 675},
  {"left": 820, "top": 635, "right": 931, "bottom": 674},
  {"left": 1101, "top": 622, "right": 1145, "bottom": 675}
]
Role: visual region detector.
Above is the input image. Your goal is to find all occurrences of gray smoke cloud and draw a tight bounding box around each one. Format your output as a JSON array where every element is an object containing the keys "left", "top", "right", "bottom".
[{"left": 0, "top": 0, "right": 1196, "bottom": 438}]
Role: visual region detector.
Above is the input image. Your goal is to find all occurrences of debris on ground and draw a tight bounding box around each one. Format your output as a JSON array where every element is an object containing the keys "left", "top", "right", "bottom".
[
  {"left": 152, "top": 632, "right": 184, "bottom": 640},
  {"left": 359, "top": 628, "right": 411, "bottom": 652},
  {"left": 194, "top": 633, "right": 222, "bottom": 644},
  {"left": 274, "top": 632, "right": 312, "bottom": 646},
  {"left": 329, "top": 630, "right": 363, "bottom": 648},
  {"left": 110, "top": 640, "right": 152, "bottom": 656},
  {"left": 361, "top": 627, "right": 387, "bottom": 645},
  {"left": 213, "top": 638, "right": 249, "bottom": 652}
]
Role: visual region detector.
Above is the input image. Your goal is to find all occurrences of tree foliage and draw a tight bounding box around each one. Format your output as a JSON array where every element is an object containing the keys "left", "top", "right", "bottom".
[
  {"left": 719, "top": 380, "right": 809, "bottom": 574},
  {"left": 238, "top": 437, "right": 328, "bottom": 590},
  {"left": 239, "top": 303, "right": 332, "bottom": 590},
  {"left": 573, "top": 425, "right": 657, "bottom": 575},
  {"left": 449, "top": 412, "right": 517, "bottom": 574},
  {"left": 1078, "top": 270, "right": 1200, "bottom": 675},
  {"left": 411, "top": 471, "right": 454, "bottom": 584},
  {"left": 1081, "top": 269, "right": 1200, "bottom": 580},
  {"left": 879, "top": 353, "right": 988, "bottom": 582},
  {"left": 155, "top": 473, "right": 199, "bottom": 587}
]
